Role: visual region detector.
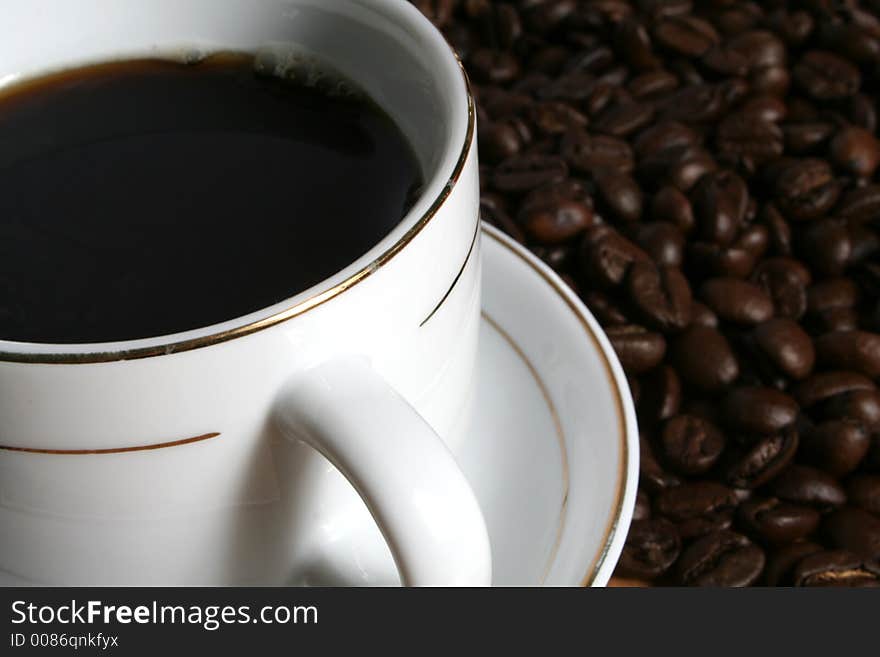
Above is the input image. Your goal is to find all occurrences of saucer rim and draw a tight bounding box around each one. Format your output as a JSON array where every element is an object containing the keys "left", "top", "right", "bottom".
[{"left": 481, "top": 224, "right": 638, "bottom": 587}]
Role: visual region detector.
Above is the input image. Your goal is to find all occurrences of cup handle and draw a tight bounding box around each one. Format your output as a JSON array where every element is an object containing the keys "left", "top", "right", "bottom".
[{"left": 274, "top": 356, "right": 492, "bottom": 586}]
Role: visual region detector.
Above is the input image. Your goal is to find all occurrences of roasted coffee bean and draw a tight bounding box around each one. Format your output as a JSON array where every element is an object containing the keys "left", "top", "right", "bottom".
[
  {"left": 741, "top": 96, "right": 787, "bottom": 124},
  {"left": 738, "top": 497, "right": 820, "bottom": 546},
  {"left": 815, "top": 331, "right": 880, "bottom": 379},
  {"left": 699, "top": 278, "right": 774, "bottom": 326},
  {"left": 671, "top": 325, "right": 739, "bottom": 392},
  {"left": 807, "top": 278, "right": 860, "bottom": 316},
  {"left": 639, "top": 145, "right": 718, "bottom": 192},
  {"left": 792, "top": 549, "right": 880, "bottom": 587},
  {"left": 639, "top": 365, "right": 682, "bottom": 425},
  {"left": 799, "top": 218, "right": 853, "bottom": 278},
  {"left": 750, "top": 318, "right": 816, "bottom": 381},
  {"left": 521, "top": 199, "right": 596, "bottom": 244},
  {"left": 412, "top": 0, "right": 456, "bottom": 28},
  {"left": 616, "top": 518, "right": 681, "bottom": 579},
  {"left": 628, "top": 70, "right": 679, "bottom": 98},
  {"left": 522, "top": 0, "right": 577, "bottom": 35},
  {"left": 772, "top": 158, "right": 840, "bottom": 222},
  {"left": 561, "top": 130, "right": 634, "bottom": 175},
  {"left": 783, "top": 121, "right": 835, "bottom": 155},
  {"left": 691, "top": 170, "right": 749, "bottom": 246},
  {"left": 633, "top": 121, "right": 699, "bottom": 160},
  {"left": 583, "top": 290, "right": 629, "bottom": 327},
  {"left": 480, "top": 195, "right": 527, "bottom": 244},
  {"left": 764, "top": 541, "right": 824, "bottom": 586},
  {"left": 794, "top": 371, "right": 877, "bottom": 409},
  {"left": 595, "top": 172, "right": 643, "bottom": 222},
  {"left": 650, "top": 186, "right": 695, "bottom": 234},
  {"left": 634, "top": 489, "right": 652, "bottom": 521},
  {"left": 676, "top": 530, "right": 765, "bottom": 587},
  {"left": 750, "top": 258, "right": 810, "bottom": 320},
  {"left": 823, "top": 507, "right": 880, "bottom": 560},
  {"left": 654, "top": 481, "right": 738, "bottom": 522},
  {"left": 470, "top": 48, "right": 522, "bottom": 84},
  {"left": 835, "top": 184, "right": 880, "bottom": 224},
  {"left": 492, "top": 154, "right": 569, "bottom": 192},
  {"left": 627, "top": 261, "right": 692, "bottom": 332},
  {"left": 830, "top": 126, "right": 880, "bottom": 179},
  {"left": 848, "top": 475, "right": 880, "bottom": 516},
  {"left": 632, "top": 222, "right": 685, "bottom": 267},
  {"left": 529, "top": 101, "right": 589, "bottom": 136},
  {"left": 592, "top": 101, "right": 655, "bottom": 137},
  {"left": 770, "top": 464, "right": 847, "bottom": 511},
  {"left": 794, "top": 50, "right": 862, "bottom": 101},
  {"left": 640, "top": 434, "right": 682, "bottom": 493},
  {"left": 687, "top": 241, "right": 757, "bottom": 280},
  {"left": 690, "top": 301, "right": 718, "bottom": 328},
  {"left": 802, "top": 420, "right": 871, "bottom": 477},
  {"left": 716, "top": 113, "right": 784, "bottom": 170},
  {"left": 676, "top": 512, "right": 734, "bottom": 541},
  {"left": 819, "top": 389, "right": 880, "bottom": 432},
  {"left": 581, "top": 226, "right": 650, "bottom": 288},
  {"left": 722, "top": 386, "right": 798, "bottom": 436},
  {"left": 653, "top": 16, "right": 719, "bottom": 58},
  {"left": 659, "top": 414, "right": 725, "bottom": 475},
  {"left": 760, "top": 203, "right": 792, "bottom": 257},
  {"left": 724, "top": 426, "right": 799, "bottom": 489},
  {"left": 605, "top": 324, "right": 667, "bottom": 374}
]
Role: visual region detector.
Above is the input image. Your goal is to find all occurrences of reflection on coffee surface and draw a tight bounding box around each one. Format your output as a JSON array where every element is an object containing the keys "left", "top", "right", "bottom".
[{"left": 0, "top": 53, "right": 422, "bottom": 343}]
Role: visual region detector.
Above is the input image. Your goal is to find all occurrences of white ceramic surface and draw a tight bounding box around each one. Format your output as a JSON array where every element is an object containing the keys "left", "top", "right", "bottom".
[
  {"left": 0, "top": 0, "right": 490, "bottom": 586},
  {"left": 0, "top": 225, "right": 639, "bottom": 587}
]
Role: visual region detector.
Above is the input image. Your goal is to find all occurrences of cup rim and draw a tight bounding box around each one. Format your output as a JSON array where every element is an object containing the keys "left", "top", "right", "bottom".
[{"left": 0, "top": 0, "right": 474, "bottom": 364}]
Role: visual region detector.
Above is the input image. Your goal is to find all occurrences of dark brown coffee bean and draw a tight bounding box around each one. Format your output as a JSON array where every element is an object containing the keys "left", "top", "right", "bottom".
[
  {"left": 654, "top": 16, "right": 719, "bottom": 58},
  {"left": 792, "top": 549, "right": 880, "bottom": 587},
  {"left": 794, "top": 51, "right": 862, "bottom": 101},
  {"left": 834, "top": 186, "right": 880, "bottom": 225},
  {"left": 727, "top": 30, "right": 787, "bottom": 70},
  {"left": 773, "top": 158, "right": 840, "bottom": 222},
  {"left": 654, "top": 481, "right": 739, "bottom": 522},
  {"left": 656, "top": 84, "right": 726, "bottom": 124},
  {"left": 815, "top": 331, "right": 880, "bottom": 379},
  {"left": 640, "top": 434, "right": 682, "bottom": 493},
  {"left": 750, "top": 318, "right": 816, "bottom": 381},
  {"left": 687, "top": 241, "right": 757, "bottom": 280},
  {"left": 639, "top": 365, "right": 682, "bottom": 425},
  {"left": 722, "top": 387, "right": 798, "bottom": 436},
  {"left": 761, "top": 203, "right": 792, "bottom": 257},
  {"left": 632, "top": 222, "right": 685, "bottom": 267},
  {"left": 616, "top": 518, "right": 681, "bottom": 579},
  {"left": 741, "top": 96, "right": 787, "bottom": 124},
  {"left": 480, "top": 121, "right": 523, "bottom": 163},
  {"left": 480, "top": 195, "right": 527, "bottom": 244},
  {"left": 627, "top": 262, "right": 692, "bottom": 332},
  {"left": 690, "top": 301, "right": 718, "bottom": 328},
  {"left": 528, "top": 101, "right": 589, "bottom": 136},
  {"left": 660, "top": 414, "right": 725, "bottom": 475},
  {"left": 700, "top": 278, "right": 774, "bottom": 326},
  {"left": 595, "top": 172, "right": 643, "bottom": 223},
  {"left": 799, "top": 219, "right": 852, "bottom": 278},
  {"left": 691, "top": 170, "right": 749, "bottom": 246},
  {"left": 823, "top": 507, "right": 880, "bottom": 560},
  {"left": 583, "top": 290, "right": 628, "bottom": 327},
  {"left": 639, "top": 145, "right": 718, "bottom": 192},
  {"left": 750, "top": 257, "right": 810, "bottom": 320},
  {"left": 738, "top": 497, "right": 820, "bottom": 546},
  {"left": 830, "top": 126, "right": 880, "bottom": 179},
  {"left": 521, "top": 199, "right": 596, "bottom": 244},
  {"left": 701, "top": 44, "right": 749, "bottom": 77},
  {"left": 724, "top": 426, "right": 799, "bottom": 489},
  {"left": 536, "top": 72, "right": 598, "bottom": 103},
  {"left": 412, "top": 0, "right": 456, "bottom": 28},
  {"left": 764, "top": 541, "right": 824, "bottom": 586},
  {"left": 676, "top": 512, "right": 734, "bottom": 541},
  {"left": 493, "top": 154, "right": 568, "bottom": 192},
  {"left": 807, "top": 278, "right": 860, "bottom": 316},
  {"left": 770, "top": 464, "right": 847, "bottom": 511},
  {"left": 634, "top": 489, "right": 652, "bottom": 521},
  {"left": 565, "top": 46, "right": 615, "bottom": 75},
  {"left": 593, "top": 102, "right": 655, "bottom": 137},
  {"left": 671, "top": 325, "right": 739, "bottom": 392},
  {"left": 716, "top": 113, "right": 784, "bottom": 170},
  {"left": 783, "top": 121, "right": 835, "bottom": 154},
  {"left": 581, "top": 226, "right": 650, "bottom": 287},
  {"left": 848, "top": 475, "right": 880, "bottom": 516},
  {"left": 821, "top": 388, "right": 880, "bottom": 432},
  {"left": 676, "top": 530, "right": 765, "bottom": 587},
  {"left": 650, "top": 186, "right": 696, "bottom": 234},
  {"left": 614, "top": 18, "right": 661, "bottom": 72},
  {"left": 802, "top": 420, "right": 870, "bottom": 478},
  {"left": 849, "top": 93, "right": 878, "bottom": 134},
  {"left": 470, "top": 48, "right": 522, "bottom": 84},
  {"left": 633, "top": 121, "right": 700, "bottom": 160},
  {"left": 628, "top": 70, "right": 679, "bottom": 98},
  {"left": 605, "top": 324, "right": 667, "bottom": 374},
  {"left": 521, "top": 178, "right": 592, "bottom": 214},
  {"left": 522, "top": 0, "right": 577, "bottom": 35},
  {"left": 561, "top": 130, "right": 634, "bottom": 175},
  {"left": 794, "top": 371, "right": 877, "bottom": 409}
]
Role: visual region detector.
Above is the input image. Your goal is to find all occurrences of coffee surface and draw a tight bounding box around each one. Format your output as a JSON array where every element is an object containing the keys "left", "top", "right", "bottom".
[{"left": 0, "top": 54, "right": 421, "bottom": 343}]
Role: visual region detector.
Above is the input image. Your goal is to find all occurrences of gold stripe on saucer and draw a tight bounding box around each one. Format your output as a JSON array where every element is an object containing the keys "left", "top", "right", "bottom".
[{"left": 0, "top": 431, "right": 220, "bottom": 455}]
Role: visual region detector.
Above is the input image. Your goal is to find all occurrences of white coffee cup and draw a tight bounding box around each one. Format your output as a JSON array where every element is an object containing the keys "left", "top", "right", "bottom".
[{"left": 0, "top": 0, "right": 489, "bottom": 586}]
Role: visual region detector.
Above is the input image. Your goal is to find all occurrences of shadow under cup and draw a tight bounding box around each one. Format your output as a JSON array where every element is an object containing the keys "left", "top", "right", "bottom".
[{"left": 0, "top": 0, "right": 481, "bottom": 585}]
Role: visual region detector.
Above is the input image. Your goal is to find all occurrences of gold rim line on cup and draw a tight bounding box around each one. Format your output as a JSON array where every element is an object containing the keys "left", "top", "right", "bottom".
[
  {"left": 482, "top": 228, "right": 630, "bottom": 588},
  {"left": 0, "top": 58, "right": 476, "bottom": 365}
]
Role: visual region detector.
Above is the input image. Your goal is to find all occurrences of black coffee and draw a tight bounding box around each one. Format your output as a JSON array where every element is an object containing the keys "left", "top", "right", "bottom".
[{"left": 0, "top": 54, "right": 422, "bottom": 343}]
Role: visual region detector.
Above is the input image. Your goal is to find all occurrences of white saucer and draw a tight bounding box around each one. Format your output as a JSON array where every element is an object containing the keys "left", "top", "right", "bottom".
[{"left": 0, "top": 224, "right": 638, "bottom": 587}]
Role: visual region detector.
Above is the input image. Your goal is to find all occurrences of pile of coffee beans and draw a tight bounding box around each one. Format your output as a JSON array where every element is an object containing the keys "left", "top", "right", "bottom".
[{"left": 411, "top": 0, "right": 880, "bottom": 586}]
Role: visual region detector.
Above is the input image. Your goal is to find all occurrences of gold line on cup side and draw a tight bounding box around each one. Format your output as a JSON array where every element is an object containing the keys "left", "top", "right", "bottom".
[{"left": 0, "top": 432, "right": 221, "bottom": 455}]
